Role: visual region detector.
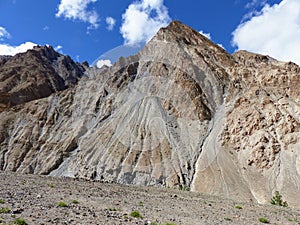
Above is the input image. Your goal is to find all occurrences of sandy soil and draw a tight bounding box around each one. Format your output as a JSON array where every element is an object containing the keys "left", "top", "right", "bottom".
[{"left": 0, "top": 171, "right": 299, "bottom": 225}]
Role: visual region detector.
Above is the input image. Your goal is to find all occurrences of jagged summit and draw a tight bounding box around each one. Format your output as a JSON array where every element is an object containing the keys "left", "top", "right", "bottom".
[
  {"left": 151, "top": 21, "right": 235, "bottom": 68},
  {"left": 0, "top": 45, "right": 86, "bottom": 110},
  {"left": 0, "top": 21, "right": 299, "bottom": 207}
]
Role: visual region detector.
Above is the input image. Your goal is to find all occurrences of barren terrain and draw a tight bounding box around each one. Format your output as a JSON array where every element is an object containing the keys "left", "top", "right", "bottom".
[{"left": 0, "top": 172, "right": 299, "bottom": 225}]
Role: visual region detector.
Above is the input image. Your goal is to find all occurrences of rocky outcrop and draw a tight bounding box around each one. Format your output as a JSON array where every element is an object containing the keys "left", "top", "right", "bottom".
[
  {"left": 0, "top": 45, "right": 86, "bottom": 110},
  {"left": 192, "top": 50, "right": 300, "bottom": 207},
  {"left": 0, "top": 21, "right": 299, "bottom": 207}
]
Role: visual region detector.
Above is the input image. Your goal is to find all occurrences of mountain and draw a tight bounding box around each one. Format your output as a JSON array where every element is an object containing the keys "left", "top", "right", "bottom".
[
  {"left": 0, "top": 21, "right": 299, "bottom": 207},
  {"left": 0, "top": 45, "right": 87, "bottom": 111}
]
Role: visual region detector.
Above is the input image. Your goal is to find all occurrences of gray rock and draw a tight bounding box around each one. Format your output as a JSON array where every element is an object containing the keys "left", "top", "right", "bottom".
[{"left": 0, "top": 21, "right": 299, "bottom": 207}]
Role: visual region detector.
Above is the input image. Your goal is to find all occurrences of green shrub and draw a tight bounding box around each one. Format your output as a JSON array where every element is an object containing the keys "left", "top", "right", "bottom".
[
  {"left": 48, "top": 183, "right": 55, "bottom": 188},
  {"left": 72, "top": 199, "right": 79, "bottom": 204},
  {"left": 162, "top": 223, "right": 177, "bottom": 225},
  {"left": 12, "top": 218, "right": 27, "bottom": 225},
  {"left": 179, "top": 185, "right": 190, "bottom": 191},
  {"left": 235, "top": 205, "right": 242, "bottom": 209},
  {"left": 271, "top": 191, "right": 288, "bottom": 207},
  {"left": 149, "top": 222, "right": 158, "bottom": 225},
  {"left": 0, "top": 207, "right": 11, "bottom": 213},
  {"left": 0, "top": 200, "right": 4, "bottom": 204},
  {"left": 258, "top": 217, "right": 270, "bottom": 223},
  {"left": 130, "top": 210, "right": 143, "bottom": 219},
  {"left": 57, "top": 201, "right": 68, "bottom": 207}
]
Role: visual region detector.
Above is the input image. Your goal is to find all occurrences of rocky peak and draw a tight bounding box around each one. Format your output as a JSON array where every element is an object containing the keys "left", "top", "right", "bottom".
[
  {"left": 31, "top": 45, "right": 61, "bottom": 62},
  {"left": 0, "top": 45, "right": 86, "bottom": 110},
  {"left": 152, "top": 21, "right": 236, "bottom": 68}
]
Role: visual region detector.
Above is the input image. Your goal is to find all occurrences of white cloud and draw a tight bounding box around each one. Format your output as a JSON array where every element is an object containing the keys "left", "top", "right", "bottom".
[
  {"left": 56, "top": 0, "right": 99, "bottom": 29},
  {"left": 232, "top": 0, "right": 300, "bottom": 65},
  {"left": 120, "top": 0, "right": 171, "bottom": 46},
  {"left": 54, "top": 45, "right": 63, "bottom": 54},
  {"left": 106, "top": 17, "right": 116, "bottom": 31},
  {"left": 0, "top": 42, "right": 37, "bottom": 56},
  {"left": 0, "top": 27, "right": 11, "bottom": 40},
  {"left": 96, "top": 59, "right": 112, "bottom": 68},
  {"left": 199, "top": 30, "right": 211, "bottom": 40},
  {"left": 199, "top": 30, "right": 225, "bottom": 49},
  {"left": 245, "top": 0, "right": 267, "bottom": 9}
]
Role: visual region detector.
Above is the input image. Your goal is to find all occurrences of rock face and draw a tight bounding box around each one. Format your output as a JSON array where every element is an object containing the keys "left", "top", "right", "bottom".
[
  {"left": 0, "top": 45, "right": 86, "bottom": 110},
  {"left": 0, "top": 21, "right": 299, "bottom": 207}
]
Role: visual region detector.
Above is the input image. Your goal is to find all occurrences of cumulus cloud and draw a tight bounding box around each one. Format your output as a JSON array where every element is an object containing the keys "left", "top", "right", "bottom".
[
  {"left": 56, "top": 0, "right": 99, "bottom": 29},
  {"left": 0, "top": 27, "right": 11, "bottom": 40},
  {"left": 54, "top": 45, "right": 63, "bottom": 54},
  {"left": 96, "top": 59, "right": 112, "bottom": 68},
  {"left": 0, "top": 42, "right": 37, "bottom": 56},
  {"left": 106, "top": 17, "right": 116, "bottom": 31},
  {"left": 54, "top": 45, "right": 63, "bottom": 51},
  {"left": 120, "top": 0, "right": 171, "bottom": 46},
  {"left": 232, "top": 0, "right": 300, "bottom": 65},
  {"left": 199, "top": 30, "right": 211, "bottom": 40}
]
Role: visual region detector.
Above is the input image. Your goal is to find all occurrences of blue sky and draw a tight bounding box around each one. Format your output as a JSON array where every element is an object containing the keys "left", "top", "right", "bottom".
[{"left": 1, "top": 0, "right": 300, "bottom": 66}]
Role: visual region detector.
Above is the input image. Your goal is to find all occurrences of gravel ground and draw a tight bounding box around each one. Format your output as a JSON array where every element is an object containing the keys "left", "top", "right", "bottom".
[{"left": 0, "top": 171, "right": 299, "bottom": 225}]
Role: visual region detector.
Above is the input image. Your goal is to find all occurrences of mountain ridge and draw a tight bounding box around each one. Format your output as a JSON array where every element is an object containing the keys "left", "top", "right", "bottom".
[
  {"left": 0, "top": 45, "right": 87, "bottom": 111},
  {"left": 0, "top": 21, "right": 299, "bottom": 207}
]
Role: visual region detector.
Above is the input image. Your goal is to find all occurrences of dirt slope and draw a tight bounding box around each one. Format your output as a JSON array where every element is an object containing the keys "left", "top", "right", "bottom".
[{"left": 0, "top": 172, "right": 299, "bottom": 225}]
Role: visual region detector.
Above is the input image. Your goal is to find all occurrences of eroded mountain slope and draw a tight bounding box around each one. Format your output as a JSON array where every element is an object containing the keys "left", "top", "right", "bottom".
[{"left": 0, "top": 21, "right": 299, "bottom": 207}]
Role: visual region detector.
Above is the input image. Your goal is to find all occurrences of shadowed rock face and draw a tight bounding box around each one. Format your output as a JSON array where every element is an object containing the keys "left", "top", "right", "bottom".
[
  {"left": 0, "top": 21, "right": 299, "bottom": 207},
  {"left": 0, "top": 45, "right": 86, "bottom": 110}
]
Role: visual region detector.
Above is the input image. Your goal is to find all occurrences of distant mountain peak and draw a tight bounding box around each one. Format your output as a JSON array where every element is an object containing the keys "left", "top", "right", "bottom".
[{"left": 0, "top": 45, "right": 86, "bottom": 110}]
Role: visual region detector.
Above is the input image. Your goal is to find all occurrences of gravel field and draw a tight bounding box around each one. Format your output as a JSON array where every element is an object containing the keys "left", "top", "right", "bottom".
[{"left": 0, "top": 171, "right": 299, "bottom": 225}]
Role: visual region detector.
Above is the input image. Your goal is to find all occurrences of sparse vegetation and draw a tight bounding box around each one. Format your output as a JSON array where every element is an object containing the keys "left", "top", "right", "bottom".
[
  {"left": 149, "top": 222, "right": 158, "bottom": 225},
  {"left": 179, "top": 185, "right": 190, "bottom": 191},
  {"left": 235, "top": 205, "right": 243, "bottom": 209},
  {"left": 130, "top": 210, "right": 143, "bottom": 219},
  {"left": 162, "top": 223, "right": 177, "bottom": 225},
  {"left": 0, "top": 207, "right": 11, "bottom": 214},
  {"left": 271, "top": 191, "right": 288, "bottom": 207},
  {"left": 72, "top": 199, "right": 79, "bottom": 204},
  {"left": 48, "top": 183, "right": 55, "bottom": 188},
  {"left": 258, "top": 217, "right": 270, "bottom": 223},
  {"left": 11, "top": 218, "right": 27, "bottom": 225},
  {"left": 139, "top": 201, "right": 144, "bottom": 206},
  {"left": 57, "top": 201, "right": 68, "bottom": 207},
  {"left": 0, "top": 200, "right": 4, "bottom": 204},
  {"left": 108, "top": 207, "right": 121, "bottom": 211}
]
